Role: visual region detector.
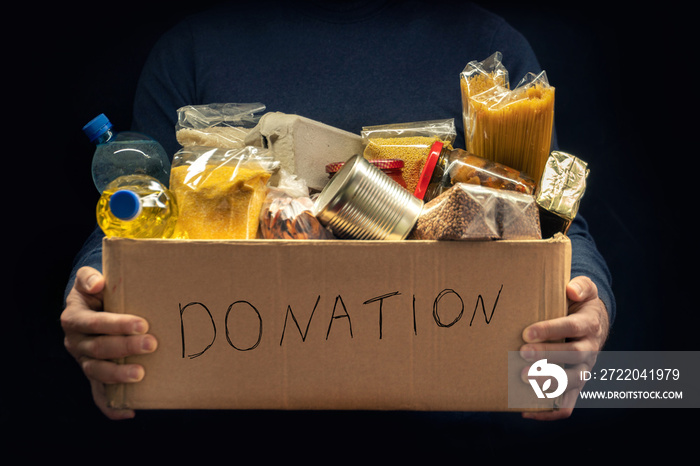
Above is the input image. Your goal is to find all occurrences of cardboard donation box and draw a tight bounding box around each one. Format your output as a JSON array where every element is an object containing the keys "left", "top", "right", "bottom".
[{"left": 104, "top": 235, "right": 571, "bottom": 412}]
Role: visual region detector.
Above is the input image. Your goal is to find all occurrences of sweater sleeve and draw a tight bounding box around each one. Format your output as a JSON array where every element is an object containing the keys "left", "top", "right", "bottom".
[
  {"left": 568, "top": 214, "right": 617, "bottom": 324},
  {"left": 63, "top": 225, "right": 104, "bottom": 305}
]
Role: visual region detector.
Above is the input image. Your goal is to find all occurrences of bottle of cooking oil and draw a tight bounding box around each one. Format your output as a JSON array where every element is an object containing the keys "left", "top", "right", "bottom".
[{"left": 96, "top": 174, "right": 178, "bottom": 238}]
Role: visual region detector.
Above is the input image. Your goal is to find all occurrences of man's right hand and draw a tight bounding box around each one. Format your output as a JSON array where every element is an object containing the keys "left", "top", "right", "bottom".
[{"left": 61, "top": 266, "right": 157, "bottom": 420}]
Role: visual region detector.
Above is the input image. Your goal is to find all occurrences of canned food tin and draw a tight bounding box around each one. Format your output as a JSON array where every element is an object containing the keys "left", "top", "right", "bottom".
[{"left": 313, "top": 154, "right": 424, "bottom": 240}]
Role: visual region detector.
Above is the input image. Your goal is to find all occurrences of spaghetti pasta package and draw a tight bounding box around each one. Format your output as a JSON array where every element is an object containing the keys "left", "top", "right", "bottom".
[
  {"left": 460, "top": 52, "right": 555, "bottom": 182},
  {"left": 169, "top": 146, "right": 279, "bottom": 239},
  {"left": 361, "top": 119, "right": 456, "bottom": 193}
]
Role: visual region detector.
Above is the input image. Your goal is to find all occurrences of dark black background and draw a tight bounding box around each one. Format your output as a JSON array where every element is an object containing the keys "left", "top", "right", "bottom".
[{"left": 9, "top": 1, "right": 694, "bottom": 460}]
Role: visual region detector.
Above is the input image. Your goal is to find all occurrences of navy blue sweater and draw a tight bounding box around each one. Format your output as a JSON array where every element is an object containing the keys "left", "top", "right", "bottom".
[{"left": 66, "top": 0, "right": 615, "bottom": 323}]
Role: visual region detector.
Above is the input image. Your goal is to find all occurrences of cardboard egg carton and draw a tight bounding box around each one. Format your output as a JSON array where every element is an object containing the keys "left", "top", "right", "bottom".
[{"left": 244, "top": 112, "right": 364, "bottom": 191}]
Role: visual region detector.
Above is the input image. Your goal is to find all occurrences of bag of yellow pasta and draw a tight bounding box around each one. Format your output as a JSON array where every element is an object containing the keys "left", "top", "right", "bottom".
[
  {"left": 169, "top": 146, "right": 279, "bottom": 239},
  {"left": 460, "top": 52, "right": 555, "bottom": 183},
  {"left": 361, "top": 119, "right": 456, "bottom": 194}
]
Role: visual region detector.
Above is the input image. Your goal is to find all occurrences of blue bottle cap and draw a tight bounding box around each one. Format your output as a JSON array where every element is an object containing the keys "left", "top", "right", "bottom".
[
  {"left": 83, "top": 114, "right": 113, "bottom": 142},
  {"left": 109, "top": 190, "right": 142, "bottom": 220}
]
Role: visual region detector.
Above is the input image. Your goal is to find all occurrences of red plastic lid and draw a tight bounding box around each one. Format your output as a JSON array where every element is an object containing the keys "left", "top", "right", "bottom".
[
  {"left": 326, "top": 158, "right": 404, "bottom": 174},
  {"left": 413, "top": 141, "right": 444, "bottom": 199}
]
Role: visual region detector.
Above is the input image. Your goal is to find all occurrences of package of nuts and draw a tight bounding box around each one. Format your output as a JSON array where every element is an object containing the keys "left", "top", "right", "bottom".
[
  {"left": 259, "top": 171, "right": 335, "bottom": 240},
  {"left": 411, "top": 183, "right": 541, "bottom": 241}
]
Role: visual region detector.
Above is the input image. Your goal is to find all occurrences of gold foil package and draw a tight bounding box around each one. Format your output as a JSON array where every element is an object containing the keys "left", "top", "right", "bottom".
[{"left": 536, "top": 151, "right": 589, "bottom": 237}]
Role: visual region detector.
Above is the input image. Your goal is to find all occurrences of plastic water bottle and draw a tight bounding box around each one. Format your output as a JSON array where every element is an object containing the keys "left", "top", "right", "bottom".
[
  {"left": 83, "top": 114, "right": 171, "bottom": 193},
  {"left": 96, "top": 174, "right": 179, "bottom": 238}
]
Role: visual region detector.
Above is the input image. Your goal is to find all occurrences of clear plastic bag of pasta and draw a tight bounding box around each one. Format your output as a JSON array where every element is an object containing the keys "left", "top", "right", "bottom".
[
  {"left": 360, "top": 119, "right": 457, "bottom": 194},
  {"left": 169, "top": 145, "right": 279, "bottom": 239},
  {"left": 175, "top": 103, "right": 266, "bottom": 149},
  {"left": 460, "top": 52, "right": 555, "bottom": 182},
  {"left": 259, "top": 171, "right": 335, "bottom": 240}
]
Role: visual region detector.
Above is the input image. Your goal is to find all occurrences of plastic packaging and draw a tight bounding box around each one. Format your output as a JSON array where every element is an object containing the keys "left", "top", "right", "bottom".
[
  {"left": 460, "top": 52, "right": 555, "bottom": 182},
  {"left": 259, "top": 171, "right": 335, "bottom": 240},
  {"left": 411, "top": 183, "right": 541, "bottom": 241},
  {"left": 497, "top": 188, "right": 542, "bottom": 240},
  {"left": 169, "top": 145, "right": 278, "bottom": 239},
  {"left": 414, "top": 141, "right": 537, "bottom": 201},
  {"left": 96, "top": 174, "right": 178, "bottom": 238},
  {"left": 175, "top": 102, "right": 266, "bottom": 149},
  {"left": 83, "top": 114, "right": 171, "bottom": 193},
  {"left": 361, "top": 119, "right": 457, "bottom": 194},
  {"left": 535, "top": 151, "right": 589, "bottom": 237}
]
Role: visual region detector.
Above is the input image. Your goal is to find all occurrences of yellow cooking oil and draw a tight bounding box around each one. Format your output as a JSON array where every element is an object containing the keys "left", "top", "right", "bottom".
[{"left": 96, "top": 174, "right": 178, "bottom": 238}]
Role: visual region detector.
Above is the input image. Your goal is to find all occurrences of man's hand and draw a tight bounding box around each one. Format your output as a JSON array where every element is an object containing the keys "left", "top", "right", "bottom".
[
  {"left": 519, "top": 275, "right": 610, "bottom": 421},
  {"left": 61, "top": 266, "right": 157, "bottom": 420}
]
